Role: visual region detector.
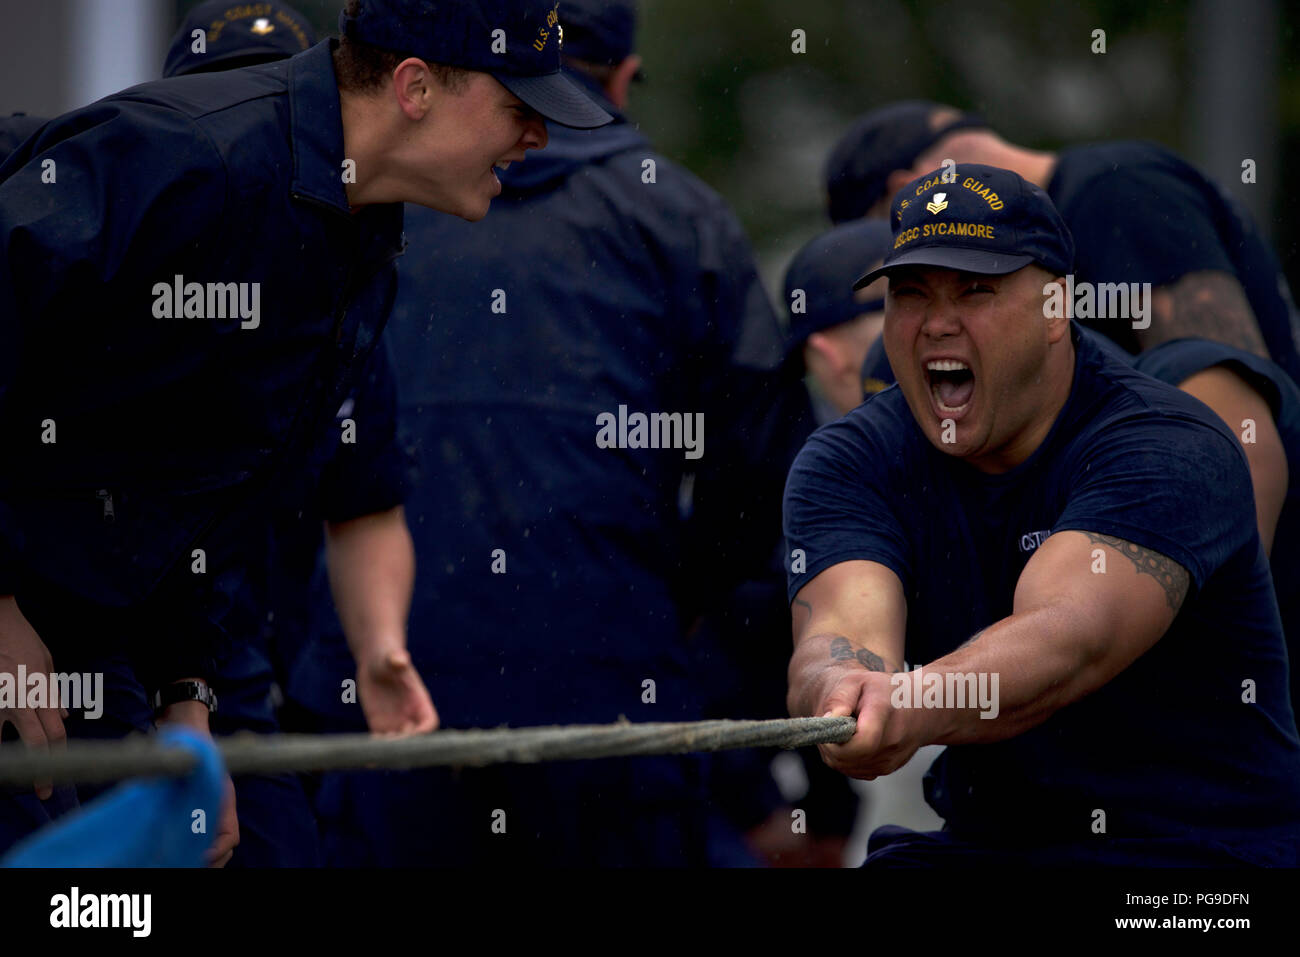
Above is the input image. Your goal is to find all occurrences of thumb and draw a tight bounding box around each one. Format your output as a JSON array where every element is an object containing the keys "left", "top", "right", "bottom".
[{"left": 821, "top": 678, "right": 862, "bottom": 719}]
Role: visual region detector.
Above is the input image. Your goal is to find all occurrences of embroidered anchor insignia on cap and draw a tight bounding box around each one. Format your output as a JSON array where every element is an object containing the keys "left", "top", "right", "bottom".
[{"left": 926, "top": 192, "right": 948, "bottom": 215}]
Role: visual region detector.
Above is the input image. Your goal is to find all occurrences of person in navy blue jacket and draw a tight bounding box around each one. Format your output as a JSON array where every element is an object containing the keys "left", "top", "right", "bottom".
[
  {"left": 289, "top": 0, "right": 815, "bottom": 866},
  {"left": 0, "top": 0, "right": 610, "bottom": 865}
]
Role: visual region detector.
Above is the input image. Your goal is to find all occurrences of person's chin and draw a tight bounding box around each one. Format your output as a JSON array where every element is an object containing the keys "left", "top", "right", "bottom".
[
  {"left": 451, "top": 191, "right": 493, "bottom": 222},
  {"left": 455, "top": 177, "right": 499, "bottom": 221}
]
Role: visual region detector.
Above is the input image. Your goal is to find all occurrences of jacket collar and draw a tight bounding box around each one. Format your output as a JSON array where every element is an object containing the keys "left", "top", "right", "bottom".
[{"left": 288, "top": 40, "right": 351, "bottom": 214}]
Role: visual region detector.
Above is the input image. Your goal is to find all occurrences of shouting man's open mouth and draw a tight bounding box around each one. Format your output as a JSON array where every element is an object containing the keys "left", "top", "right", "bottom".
[{"left": 925, "top": 357, "right": 975, "bottom": 421}]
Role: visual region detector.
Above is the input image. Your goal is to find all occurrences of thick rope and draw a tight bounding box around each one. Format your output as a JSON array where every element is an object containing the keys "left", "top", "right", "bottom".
[{"left": 0, "top": 716, "right": 856, "bottom": 787}]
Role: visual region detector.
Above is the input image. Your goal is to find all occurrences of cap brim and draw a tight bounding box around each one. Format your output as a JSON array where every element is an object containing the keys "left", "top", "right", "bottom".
[
  {"left": 494, "top": 71, "right": 613, "bottom": 129},
  {"left": 853, "top": 248, "right": 1035, "bottom": 290}
]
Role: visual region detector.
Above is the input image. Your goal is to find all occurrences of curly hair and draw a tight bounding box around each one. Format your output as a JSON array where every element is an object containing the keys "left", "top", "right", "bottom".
[{"left": 334, "top": 0, "right": 471, "bottom": 94}]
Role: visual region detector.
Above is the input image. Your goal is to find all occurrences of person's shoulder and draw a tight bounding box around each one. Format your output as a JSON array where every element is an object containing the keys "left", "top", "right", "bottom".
[
  {"left": 1052, "top": 140, "right": 1205, "bottom": 201},
  {"left": 22, "top": 64, "right": 296, "bottom": 190},
  {"left": 596, "top": 135, "right": 735, "bottom": 219},
  {"left": 797, "top": 387, "right": 922, "bottom": 473},
  {"left": 20, "top": 66, "right": 286, "bottom": 159},
  {"left": 1073, "top": 331, "right": 1243, "bottom": 452},
  {"left": 1, "top": 99, "right": 226, "bottom": 192},
  {"left": 1136, "top": 337, "right": 1300, "bottom": 423},
  {"left": 111, "top": 59, "right": 290, "bottom": 123}
]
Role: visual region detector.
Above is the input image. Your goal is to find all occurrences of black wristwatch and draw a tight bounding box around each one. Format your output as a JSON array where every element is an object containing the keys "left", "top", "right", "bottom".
[{"left": 152, "top": 680, "right": 218, "bottom": 717}]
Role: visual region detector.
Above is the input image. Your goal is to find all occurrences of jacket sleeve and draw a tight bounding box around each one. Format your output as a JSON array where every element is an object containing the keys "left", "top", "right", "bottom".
[{"left": 317, "top": 338, "right": 410, "bottom": 523}]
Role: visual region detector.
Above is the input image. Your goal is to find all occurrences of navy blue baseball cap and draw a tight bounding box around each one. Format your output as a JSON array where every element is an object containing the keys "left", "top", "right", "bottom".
[
  {"left": 560, "top": 0, "right": 636, "bottom": 65},
  {"left": 825, "top": 101, "right": 987, "bottom": 224},
  {"left": 853, "top": 164, "right": 1074, "bottom": 289},
  {"left": 339, "top": 0, "right": 613, "bottom": 128},
  {"left": 164, "top": 1, "right": 316, "bottom": 78},
  {"left": 784, "top": 219, "right": 893, "bottom": 348}
]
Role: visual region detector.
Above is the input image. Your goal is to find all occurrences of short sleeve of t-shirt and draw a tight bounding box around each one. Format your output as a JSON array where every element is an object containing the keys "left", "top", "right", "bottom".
[
  {"left": 1134, "top": 338, "right": 1296, "bottom": 418},
  {"left": 783, "top": 396, "right": 917, "bottom": 600},
  {"left": 1053, "top": 146, "right": 1234, "bottom": 289},
  {"left": 1052, "top": 407, "right": 1254, "bottom": 592}
]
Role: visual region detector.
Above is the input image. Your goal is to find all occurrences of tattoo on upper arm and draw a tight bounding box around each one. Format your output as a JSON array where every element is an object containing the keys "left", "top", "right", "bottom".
[
  {"left": 1147, "top": 270, "right": 1268, "bottom": 358},
  {"left": 1082, "top": 532, "right": 1190, "bottom": 612},
  {"left": 792, "top": 598, "right": 812, "bottom": 622},
  {"left": 826, "top": 635, "right": 888, "bottom": 672}
]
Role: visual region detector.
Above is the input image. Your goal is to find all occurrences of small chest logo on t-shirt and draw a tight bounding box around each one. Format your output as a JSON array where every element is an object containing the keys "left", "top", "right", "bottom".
[{"left": 1018, "top": 529, "right": 1052, "bottom": 553}]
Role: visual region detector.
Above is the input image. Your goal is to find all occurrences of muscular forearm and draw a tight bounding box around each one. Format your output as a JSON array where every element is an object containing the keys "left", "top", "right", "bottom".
[
  {"left": 909, "top": 602, "right": 1114, "bottom": 746},
  {"left": 786, "top": 566, "right": 908, "bottom": 720},
  {"left": 324, "top": 505, "right": 415, "bottom": 665}
]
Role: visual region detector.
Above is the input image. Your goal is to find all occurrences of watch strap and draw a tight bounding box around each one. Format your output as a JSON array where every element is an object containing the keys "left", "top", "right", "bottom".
[{"left": 151, "top": 680, "right": 218, "bottom": 715}]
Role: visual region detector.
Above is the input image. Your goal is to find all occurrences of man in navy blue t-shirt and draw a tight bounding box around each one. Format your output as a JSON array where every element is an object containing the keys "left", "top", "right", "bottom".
[
  {"left": 785, "top": 164, "right": 1300, "bottom": 866},
  {"left": 862, "top": 325, "right": 1300, "bottom": 706}
]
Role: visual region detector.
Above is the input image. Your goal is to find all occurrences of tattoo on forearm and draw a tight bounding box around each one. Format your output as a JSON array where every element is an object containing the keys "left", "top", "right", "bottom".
[
  {"left": 1147, "top": 270, "right": 1268, "bottom": 358},
  {"left": 1083, "top": 532, "right": 1190, "bottom": 611},
  {"left": 826, "top": 635, "right": 888, "bottom": 672}
]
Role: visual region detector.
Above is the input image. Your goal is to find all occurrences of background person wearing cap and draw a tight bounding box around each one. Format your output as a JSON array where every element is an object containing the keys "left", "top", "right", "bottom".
[
  {"left": 287, "top": 0, "right": 816, "bottom": 867},
  {"left": 824, "top": 101, "right": 1300, "bottom": 383},
  {"left": 785, "top": 164, "right": 1300, "bottom": 866},
  {"left": 164, "top": 0, "right": 317, "bottom": 77},
  {"left": 0, "top": 0, "right": 610, "bottom": 864},
  {"left": 0, "top": 0, "right": 319, "bottom": 165},
  {"left": 784, "top": 218, "right": 895, "bottom": 419}
]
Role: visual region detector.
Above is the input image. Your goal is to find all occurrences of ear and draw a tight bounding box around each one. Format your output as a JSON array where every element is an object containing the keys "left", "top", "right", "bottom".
[
  {"left": 1045, "top": 276, "right": 1070, "bottom": 342},
  {"left": 392, "top": 57, "right": 434, "bottom": 120},
  {"left": 805, "top": 331, "right": 847, "bottom": 373},
  {"left": 605, "top": 54, "right": 641, "bottom": 111}
]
